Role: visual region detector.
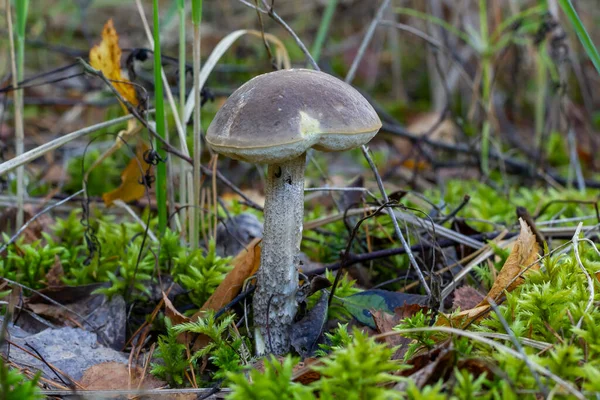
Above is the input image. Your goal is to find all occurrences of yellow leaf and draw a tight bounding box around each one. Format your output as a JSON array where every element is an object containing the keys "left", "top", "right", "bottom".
[
  {"left": 102, "top": 141, "right": 152, "bottom": 207},
  {"left": 89, "top": 19, "right": 138, "bottom": 110}
]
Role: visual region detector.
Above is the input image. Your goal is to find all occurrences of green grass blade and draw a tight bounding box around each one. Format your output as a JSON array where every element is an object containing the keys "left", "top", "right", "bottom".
[
  {"left": 14, "top": 0, "right": 29, "bottom": 229},
  {"left": 559, "top": 0, "right": 600, "bottom": 76},
  {"left": 192, "top": 0, "right": 202, "bottom": 26},
  {"left": 311, "top": 0, "right": 338, "bottom": 64},
  {"left": 153, "top": 0, "right": 167, "bottom": 235},
  {"left": 191, "top": 0, "right": 203, "bottom": 248},
  {"left": 177, "top": 0, "right": 187, "bottom": 236}
]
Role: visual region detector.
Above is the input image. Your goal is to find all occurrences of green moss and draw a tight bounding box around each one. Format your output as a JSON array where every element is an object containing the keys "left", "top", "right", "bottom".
[{"left": 0, "top": 359, "right": 42, "bottom": 400}]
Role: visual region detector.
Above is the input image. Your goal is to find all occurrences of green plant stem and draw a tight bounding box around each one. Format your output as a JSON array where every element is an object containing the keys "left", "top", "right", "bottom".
[
  {"left": 479, "top": 0, "right": 491, "bottom": 176},
  {"left": 311, "top": 0, "right": 337, "bottom": 64},
  {"left": 14, "top": 0, "right": 28, "bottom": 229},
  {"left": 153, "top": 0, "right": 167, "bottom": 235},
  {"left": 534, "top": 53, "right": 547, "bottom": 151},
  {"left": 559, "top": 0, "right": 600, "bottom": 76},
  {"left": 177, "top": 0, "right": 188, "bottom": 238},
  {"left": 191, "top": 0, "right": 203, "bottom": 249}
]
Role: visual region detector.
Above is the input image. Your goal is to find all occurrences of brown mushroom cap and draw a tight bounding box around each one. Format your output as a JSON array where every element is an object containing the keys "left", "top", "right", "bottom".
[{"left": 206, "top": 69, "right": 382, "bottom": 164}]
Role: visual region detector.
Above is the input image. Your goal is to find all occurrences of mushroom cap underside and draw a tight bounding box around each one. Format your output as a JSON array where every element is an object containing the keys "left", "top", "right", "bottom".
[{"left": 206, "top": 69, "right": 382, "bottom": 164}]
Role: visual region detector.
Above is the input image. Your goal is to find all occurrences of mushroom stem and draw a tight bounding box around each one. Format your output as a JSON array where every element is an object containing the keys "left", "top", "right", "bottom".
[{"left": 254, "top": 154, "right": 305, "bottom": 355}]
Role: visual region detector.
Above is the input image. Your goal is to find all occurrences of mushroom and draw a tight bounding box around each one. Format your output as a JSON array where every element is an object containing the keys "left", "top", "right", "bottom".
[{"left": 206, "top": 68, "right": 381, "bottom": 355}]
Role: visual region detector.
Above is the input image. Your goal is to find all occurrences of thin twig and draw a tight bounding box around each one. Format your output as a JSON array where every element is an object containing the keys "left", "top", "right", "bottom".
[
  {"left": 77, "top": 59, "right": 263, "bottom": 212},
  {"left": 345, "top": 0, "right": 391, "bottom": 84},
  {"left": 304, "top": 186, "right": 379, "bottom": 201},
  {"left": 259, "top": 0, "right": 319, "bottom": 69},
  {"left": 337, "top": 0, "right": 430, "bottom": 295},
  {"left": 78, "top": 58, "right": 190, "bottom": 163},
  {"left": 572, "top": 223, "right": 594, "bottom": 329},
  {"left": 362, "top": 147, "right": 431, "bottom": 295},
  {"left": 113, "top": 199, "right": 158, "bottom": 243},
  {"left": 0, "top": 189, "right": 85, "bottom": 253},
  {"left": 382, "top": 122, "right": 600, "bottom": 189},
  {"left": 0, "top": 278, "right": 102, "bottom": 340}
]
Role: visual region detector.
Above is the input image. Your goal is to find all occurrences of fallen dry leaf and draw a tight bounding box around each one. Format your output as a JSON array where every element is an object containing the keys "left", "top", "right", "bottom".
[
  {"left": 452, "top": 286, "right": 485, "bottom": 311},
  {"left": 27, "top": 302, "right": 69, "bottom": 321},
  {"left": 395, "top": 341, "right": 455, "bottom": 391},
  {"left": 373, "top": 304, "right": 430, "bottom": 360},
  {"left": 79, "top": 361, "right": 164, "bottom": 390},
  {"left": 477, "top": 218, "right": 539, "bottom": 306},
  {"left": 89, "top": 19, "right": 138, "bottom": 110},
  {"left": 198, "top": 237, "right": 262, "bottom": 313},
  {"left": 438, "top": 218, "right": 540, "bottom": 328},
  {"left": 162, "top": 293, "right": 194, "bottom": 344},
  {"left": 162, "top": 293, "right": 190, "bottom": 327},
  {"left": 292, "top": 358, "right": 322, "bottom": 384},
  {"left": 188, "top": 239, "right": 262, "bottom": 351},
  {"left": 102, "top": 140, "right": 153, "bottom": 207}
]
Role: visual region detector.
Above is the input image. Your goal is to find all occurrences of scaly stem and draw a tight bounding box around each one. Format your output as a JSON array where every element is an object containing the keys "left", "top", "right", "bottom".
[{"left": 254, "top": 155, "right": 305, "bottom": 355}]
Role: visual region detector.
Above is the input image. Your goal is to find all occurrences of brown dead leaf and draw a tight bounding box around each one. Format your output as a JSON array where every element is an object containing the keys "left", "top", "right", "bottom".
[
  {"left": 198, "top": 238, "right": 262, "bottom": 313},
  {"left": 162, "top": 293, "right": 194, "bottom": 345},
  {"left": 89, "top": 19, "right": 138, "bottom": 110},
  {"left": 373, "top": 304, "right": 430, "bottom": 360},
  {"left": 45, "top": 255, "right": 64, "bottom": 288},
  {"left": 102, "top": 140, "right": 152, "bottom": 207},
  {"left": 452, "top": 286, "right": 485, "bottom": 311},
  {"left": 395, "top": 341, "right": 454, "bottom": 390},
  {"left": 188, "top": 239, "right": 262, "bottom": 351},
  {"left": 162, "top": 293, "right": 190, "bottom": 327},
  {"left": 477, "top": 218, "right": 539, "bottom": 306},
  {"left": 292, "top": 358, "right": 322, "bottom": 384},
  {"left": 80, "top": 361, "right": 164, "bottom": 391},
  {"left": 27, "top": 302, "right": 69, "bottom": 321},
  {"left": 438, "top": 218, "right": 539, "bottom": 328}
]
